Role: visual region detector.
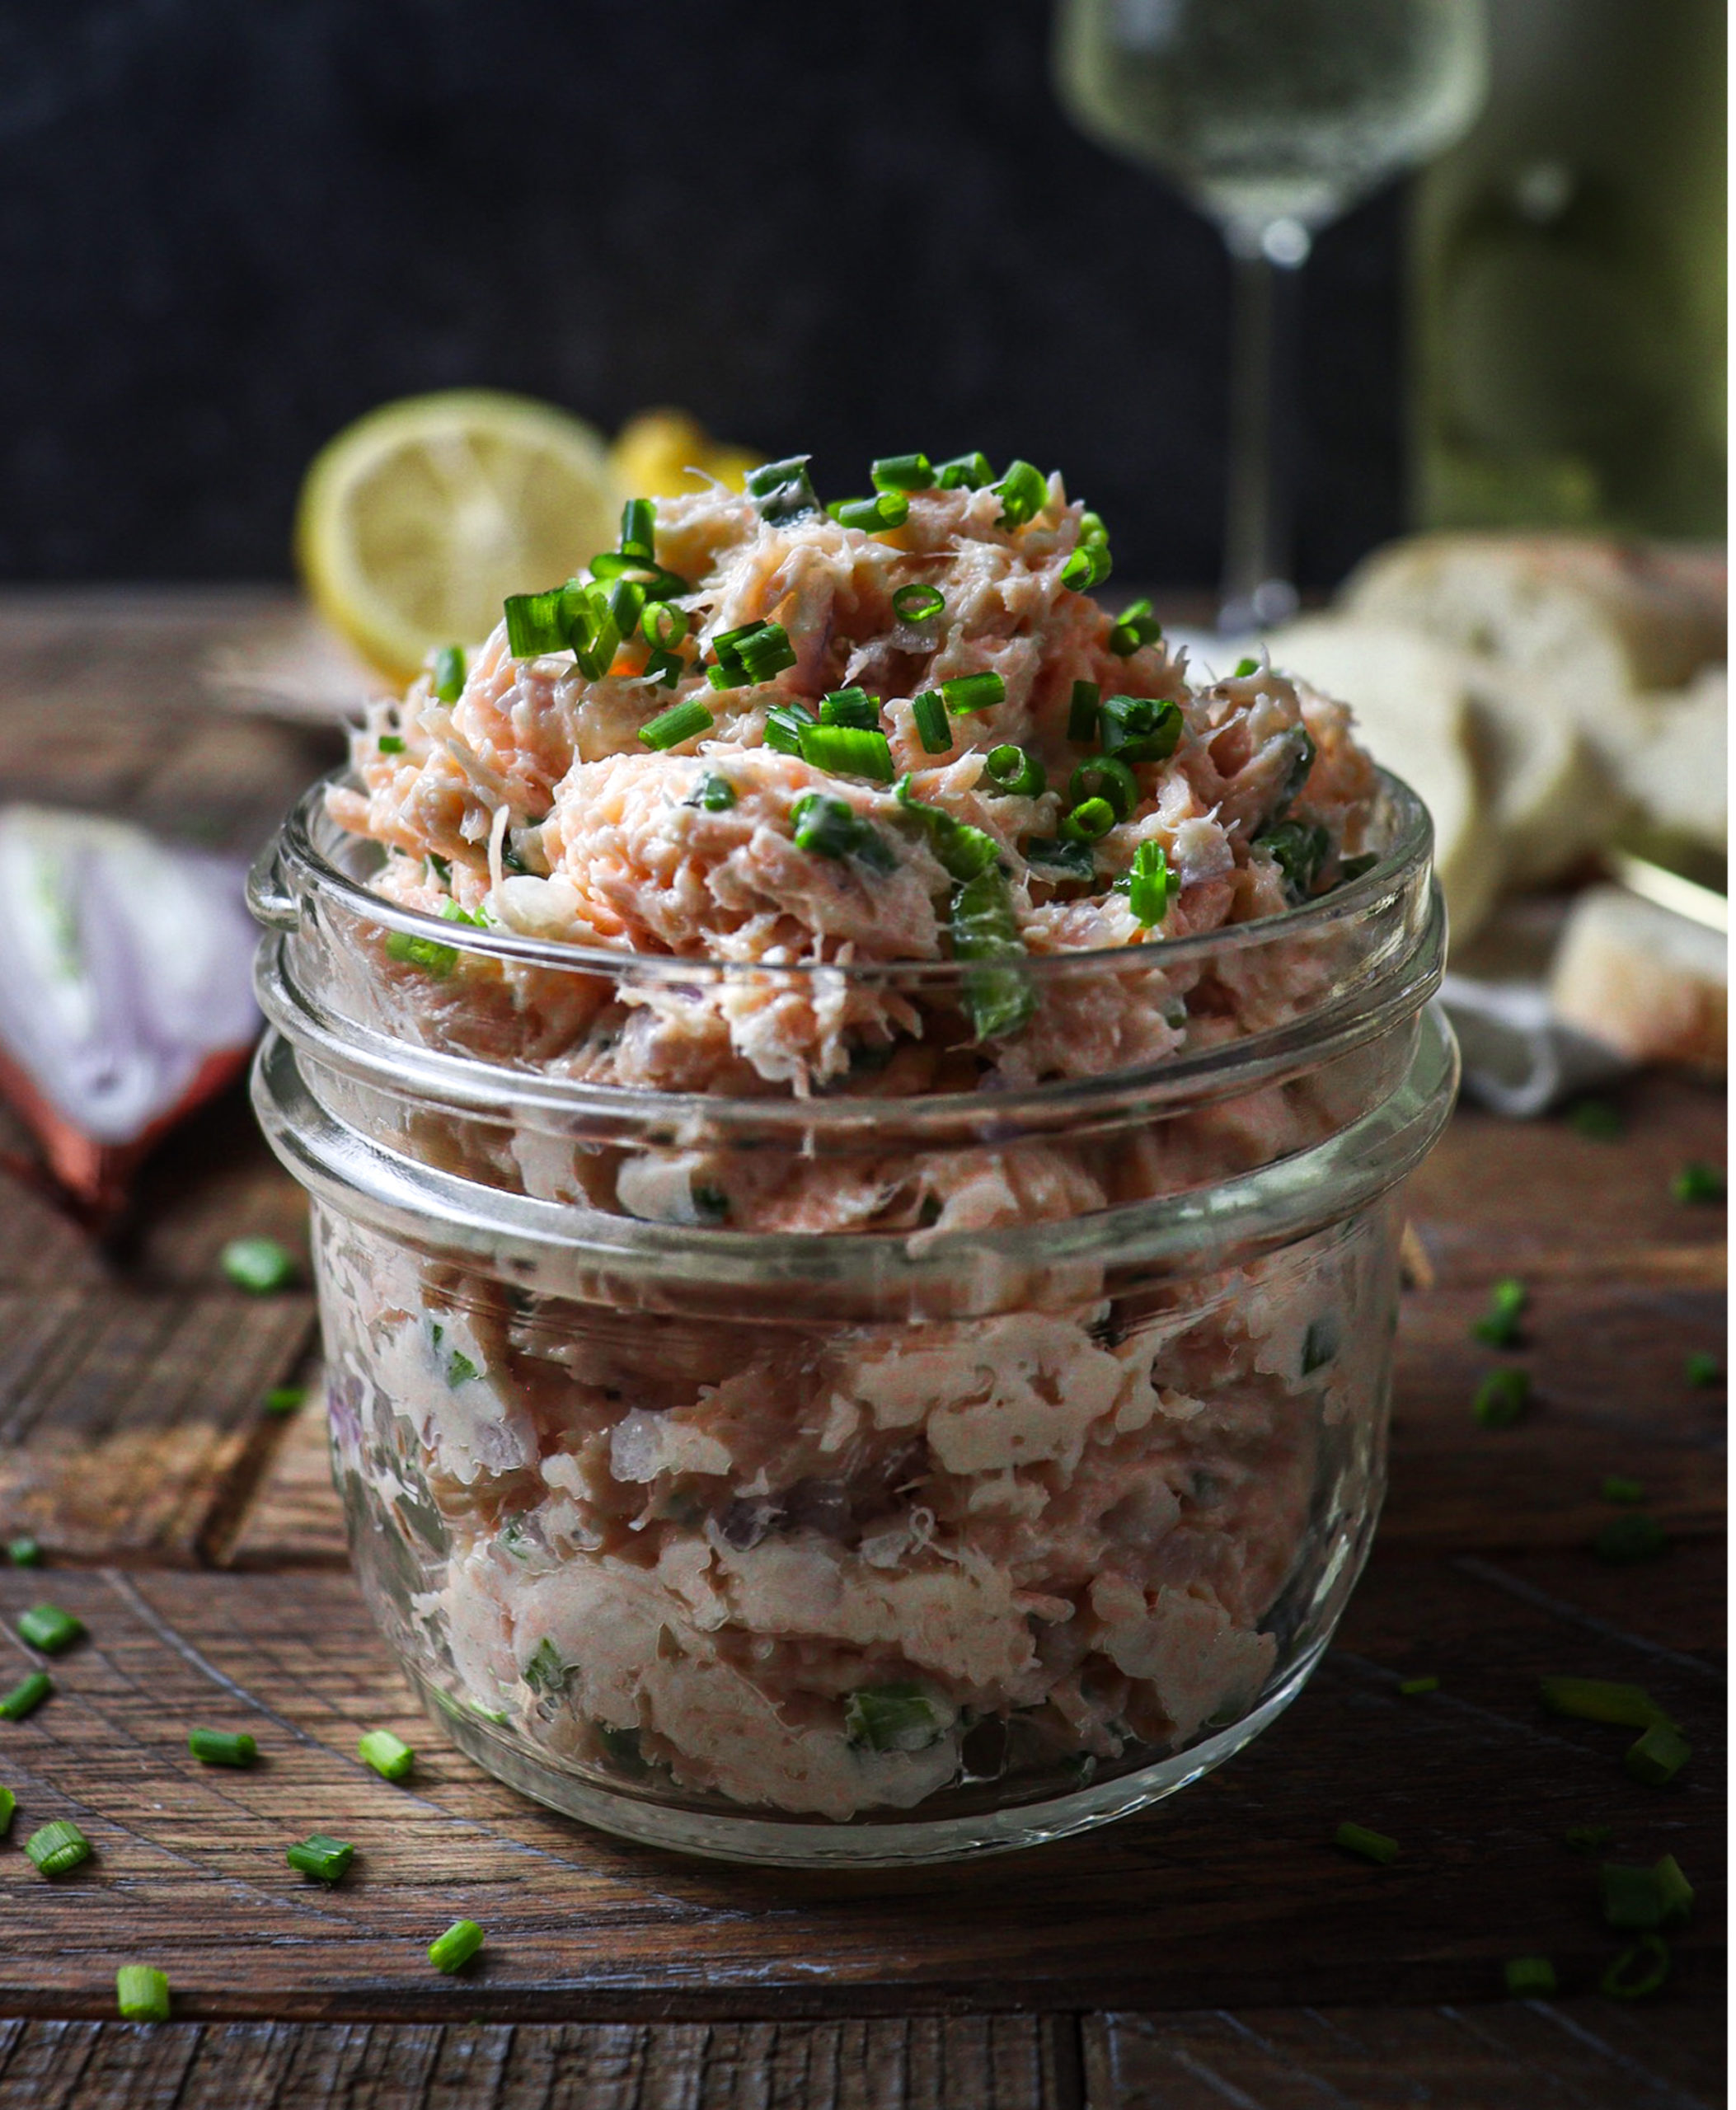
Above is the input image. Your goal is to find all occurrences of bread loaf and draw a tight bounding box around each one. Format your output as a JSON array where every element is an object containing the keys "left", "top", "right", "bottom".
[{"left": 1548, "top": 884, "right": 1726, "bottom": 1071}]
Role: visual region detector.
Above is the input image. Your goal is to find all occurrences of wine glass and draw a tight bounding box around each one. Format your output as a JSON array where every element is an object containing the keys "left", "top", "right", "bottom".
[{"left": 1053, "top": 0, "right": 1489, "bottom": 631}]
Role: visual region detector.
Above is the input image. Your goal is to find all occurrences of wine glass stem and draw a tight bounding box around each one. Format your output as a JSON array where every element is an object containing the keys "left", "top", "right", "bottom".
[{"left": 1220, "top": 231, "right": 1307, "bottom": 632}]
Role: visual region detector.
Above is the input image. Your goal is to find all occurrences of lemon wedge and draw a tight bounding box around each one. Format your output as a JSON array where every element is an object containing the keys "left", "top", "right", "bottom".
[
  {"left": 610, "top": 408, "right": 762, "bottom": 498},
  {"left": 295, "top": 391, "right": 619, "bottom": 680}
]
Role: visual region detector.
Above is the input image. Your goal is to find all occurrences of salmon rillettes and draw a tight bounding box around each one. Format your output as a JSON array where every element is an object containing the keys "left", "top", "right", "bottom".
[{"left": 282, "top": 454, "right": 1447, "bottom": 1845}]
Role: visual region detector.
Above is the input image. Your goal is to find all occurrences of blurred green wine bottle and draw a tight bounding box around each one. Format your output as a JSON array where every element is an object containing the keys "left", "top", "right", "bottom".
[{"left": 1410, "top": 0, "right": 1724, "bottom": 536}]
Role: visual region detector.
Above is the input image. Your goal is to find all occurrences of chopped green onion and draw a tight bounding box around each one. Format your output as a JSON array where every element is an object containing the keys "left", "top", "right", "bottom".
[
  {"left": 1503, "top": 1956, "right": 1556, "bottom": 1997},
  {"left": 1684, "top": 1351, "right": 1720, "bottom": 1387},
  {"left": 1564, "top": 1824, "right": 1614, "bottom": 1852},
  {"left": 894, "top": 583, "right": 945, "bottom": 623},
  {"left": 588, "top": 554, "right": 691, "bottom": 599},
  {"left": 799, "top": 724, "right": 895, "bottom": 782},
  {"left": 642, "top": 647, "right": 683, "bottom": 688},
  {"left": 606, "top": 578, "right": 647, "bottom": 640},
  {"left": 1109, "top": 597, "right": 1162, "bottom": 656},
  {"left": 1539, "top": 1678, "right": 1669, "bottom": 1728},
  {"left": 1334, "top": 1822, "right": 1398, "bottom": 1866},
  {"left": 791, "top": 794, "right": 894, "bottom": 871},
  {"left": 565, "top": 582, "right": 622, "bottom": 679},
  {"left": 983, "top": 744, "right": 1046, "bottom": 798},
  {"left": 844, "top": 1682, "right": 946, "bottom": 1752},
  {"left": 1060, "top": 542, "right": 1111, "bottom": 590},
  {"left": 707, "top": 619, "right": 797, "bottom": 689},
  {"left": 1301, "top": 1315, "right": 1340, "bottom": 1373},
  {"left": 940, "top": 671, "right": 1006, "bottom": 715},
  {"left": 188, "top": 1728, "right": 257, "bottom": 1767},
  {"left": 1653, "top": 1854, "right": 1695, "bottom": 1924},
  {"left": 439, "top": 898, "right": 486, "bottom": 929},
  {"left": 763, "top": 700, "right": 819, "bottom": 755},
  {"left": 386, "top": 929, "right": 460, "bottom": 978},
  {"left": 643, "top": 602, "right": 689, "bottom": 652},
  {"left": 1255, "top": 819, "right": 1330, "bottom": 902},
  {"left": 0, "top": 1672, "right": 51, "bottom": 1719},
  {"left": 358, "top": 1728, "right": 415, "bottom": 1782},
  {"left": 1115, "top": 841, "right": 1173, "bottom": 928},
  {"left": 17, "top": 1605, "right": 82, "bottom": 1655},
  {"left": 1067, "top": 680, "right": 1100, "bottom": 743},
  {"left": 871, "top": 452, "right": 933, "bottom": 492},
  {"left": 265, "top": 1386, "right": 305, "bottom": 1417},
  {"left": 935, "top": 451, "right": 992, "bottom": 490},
  {"left": 1601, "top": 1474, "right": 1645, "bottom": 1504},
  {"left": 992, "top": 458, "right": 1049, "bottom": 528},
  {"left": 429, "top": 1918, "right": 486, "bottom": 1974},
  {"left": 0, "top": 1787, "right": 12, "bottom": 1834},
  {"left": 8, "top": 1537, "right": 41, "bottom": 1567},
  {"left": 1473, "top": 1367, "right": 1531, "bottom": 1428},
  {"left": 1672, "top": 1160, "right": 1724, "bottom": 1203},
  {"left": 1060, "top": 796, "right": 1116, "bottom": 842},
  {"left": 1232, "top": 656, "right": 1261, "bottom": 678},
  {"left": 639, "top": 698, "right": 715, "bottom": 751},
  {"left": 503, "top": 587, "right": 570, "bottom": 658},
  {"left": 1601, "top": 1855, "right": 1692, "bottom": 1930},
  {"left": 115, "top": 1965, "right": 171, "bottom": 2022},
  {"left": 1274, "top": 729, "right": 1316, "bottom": 814},
  {"left": 911, "top": 690, "right": 952, "bottom": 754},
  {"left": 26, "top": 1820, "right": 90, "bottom": 1877},
  {"left": 425, "top": 853, "right": 452, "bottom": 883},
  {"left": 819, "top": 687, "right": 880, "bottom": 729},
  {"left": 1398, "top": 1676, "right": 1439, "bottom": 1697},
  {"left": 894, "top": 776, "right": 999, "bottom": 881},
  {"left": 687, "top": 772, "right": 737, "bottom": 813},
  {"left": 1100, "top": 692, "right": 1183, "bottom": 764},
  {"left": 829, "top": 492, "right": 909, "bottom": 533},
  {"left": 1592, "top": 1514, "right": 1668, "bottom": 1564},
  {"left": 432, "top": 645, "right": 466, "bottom": 703},
  {"left": 619, "top": 497, "right": 656, "bottom": 559},
  {"left": 1471, "top": 1277, "right": 1527, "bottom": 1347},
  {"left": 745, "top": 456, "right": 821, "bottom": 523},
  {"left": 523, "top": 1639, "right": 570, "bottom": 1694},
  {"left": 1068, "top": 755, "right": 1139, "bottom": 821},
  {"left": 378, "top": 734, "right": 406, "bottom": 755},
  {"left": 443, "top": 1348, "right": 480, "bottom": 1387},
  {"left": 1602, "top": 1933, "right": 1670, "bottom": 2000},
  {"left": 220, "top": 1238, "right": 297, "bottom": 1294},
  {"left": 1625, "top": 1721, "right": 1691, "bottom": 1787},
  {"left": 285, "top": 1832, "right": 354, "bottom": 1884},
  {"left": 950, "top": 868, "right": 1036, "bottom": 1040},
  {"left": 1569, "top": 1098, "right": 1623, "bottom": 1141},
  {"left": 1078, "top": 511, "right": 1108, "bottom": 543},
  {"left": 1024, "top": 836, "right": 1096, "bottom": 882}
]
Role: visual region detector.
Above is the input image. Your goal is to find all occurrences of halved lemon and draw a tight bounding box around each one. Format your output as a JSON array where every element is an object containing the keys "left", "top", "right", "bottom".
[{"left": 295, "top": 390, "right": 620, "bottom": 680}]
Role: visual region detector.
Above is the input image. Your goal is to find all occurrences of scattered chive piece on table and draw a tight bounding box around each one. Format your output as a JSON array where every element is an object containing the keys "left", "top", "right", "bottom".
[
  {"left": 1564, "top": 1824, "right": 1614, "bottom": 1852},
  {"left": 1398, "top": 1676, "right": 1439, "bottom": 1698},
  {"left": 0, "top": 1672, "right": 51, "bottom": 1720},
  {"left": 377, "top": 734, "right": 406, "bottom": 754},
  {"left": 1539, "top": 1676, "right": 1669, "bottom": 1729},
  {"left": 939, "top": 670, "right": 1006, "bottom": 715},
  {"left": 7, "top": 1536, "right": 40, "bottom": 1567},
  {"left": 428, "top": 1918, "right": 486, "bottom": 1975},
  {"left": 1601, "top": 1933, "right": 1671, "bottom": 2000},
  {"left": 26, "top": 1819, "right": 90, "bottom": 1877},
  {"left": 1334, "top": 1822, "right": 1399, "bottom": 1866},
  {"left": 1684, "top": 1351, "right": 1721, "bottom": 1387},
  {"left": 220, "top": 1237, "right": 297, "bottom": 1294},
  {"left": 285, "top": 1832, "right": 354, "bottom": 1884},
  {"left": 358, "top": 1728, "right": 415, "bottom": 1782},
  {"left": 1601, "top": 1474, "right": 1645, "bottom": 1504},
  {"left": 431, "top": 645, "right": 466, "bottom": 703},
  {"left": 115, "top": 1965, "right": 171, "bottom": 2023},
  {"left": 1569, "top": 1098, "right": 1623, "bottom": 1141},
  {"left": 638, "top": 698, "right": 714, "bottom": 752},
  {"left": 1471, "top": 1277, "right": 1527, "bottom": 1347},
  {"left": 1472, "top": 1367, "right": 1531, "bottom": 1428},
  {"left": 1067, "top": 679, "right": 1100, "bottom": 743},
  {"left": 0, "top": 1786, "right": 14, "bottom": 1834},
  {"left": 264, "top": 1386, "right": 306, "bottom": 1417},
  {"left": 1503, "top": 1956, "right": 1557, "bottom": 1998},
  {"left": 188, "top": 1728, "right": 257, "bottom": 1768},
  {"left": 1671, "top": 1160, "right": 1724, "bottom": 1204},
  {"left": 1592, "top": 1513, "right": 1668, "bottom": 1564},
  {"left": 16, "top": 1605, "right": 82, "bottom": 1655},
  {"left": 1624, "top": 1722, "right": 1691, "bottom": 1787},
  {"left": 1600, "top": 1855, "right": 1693, "bottom": 1930},
  {"left": 911, "top": 689, "right": 951, "bottom": 754}
]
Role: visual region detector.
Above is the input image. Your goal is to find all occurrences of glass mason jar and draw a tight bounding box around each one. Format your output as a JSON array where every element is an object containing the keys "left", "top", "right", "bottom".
[{"left": 248, "top": 769, "right": 1456, "bottom": 1866}]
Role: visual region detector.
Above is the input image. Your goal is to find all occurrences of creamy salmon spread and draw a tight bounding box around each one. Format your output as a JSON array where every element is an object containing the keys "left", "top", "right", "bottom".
[{"left": 321, "top": 454, "right": 1394, "bottom": 1821}]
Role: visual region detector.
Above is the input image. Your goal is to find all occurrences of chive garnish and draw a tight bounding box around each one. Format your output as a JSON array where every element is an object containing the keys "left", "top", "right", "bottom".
[
  {"left": 1334, "top": 1822, "right": 1398, "bottom": 1866},
  {"left": 1232, "top": 656, "right": 1260, "bottom": 678},
  {"left": 429, "top": 1918, "right": 486, "bottom": 1975},
  {"left": 687, "top": 772, "right": 737, "bottom": 813},
  {"left": 26, "top": 1820, "right": 90, "bottom": 1877},
  {"left": 503, "top": 588, "right": 570, "bottom": 658},
  {"left": 1564, "top": 1824, "right": 1614, "bottom": 1852},
  {"left": 1471, "top": 1277, "right": 1527, "bottom": 1346},
  {"left": 1473, "top": 1367, "right": 1530, "bottom": 1428},
  {"left": 638, "top": 699, "right": 714, "bottom": 751},
  {"left": 871, "top": 453, "right": 933, "bottom": 492},
  {"left": 763, "top": 699, "right": 819, "bottom": 755},
  {"left": 1539, "top": 1677, "right": 1669, "bottom": 1728},
  {"left": 894, "top": 776, "right": 998, "bottom": 881},
  {"left": 285, "top": 1832, "right": 354, "bottom": 1884},
  {"left": 707, "top": 619, "right": 797, "bottom": 690},
  {"left": 265, "top": 1386, "right": 305, "bottom": 1417},
  {"left": 1100, "top": 692, "right": 1183, "bottom": 764},
  {"left": 619, "top": 497, "right": 656, "bottom": 559},
  {"left": 17, "top": 1605, "right": 82, "bottom": 1655},
  {"left": 644, "top": 601, "right": 689, "bottom": 652},
  {"left": 1060, "top": 796, "right": 1116, "bottom": 843},
  {"left": 829, "top": 492, "right": 909, "bottom": 533},
  {"left": 790, "top": 794, "right": 894, "bottom": 871},
  {"left": 188, "top": 1728, "right": 257, "bottom": 1767},
  {"left": 992, "top": 458, "right": 1048, "bottom": 528},
  {"left": 1024, "top": 836, "right": 1096, "bottom": 882},
  {"left": 1602, "top": 1933, "right": 1670, "bottom": 2000},
  {"left": 386, "top": 929, "right": 460, "bottom": 978},
  {"left": 378, "top": 734, "right": 406, "bottom": 754},
  {"left": 1061, "top": 541, "right": 1111, "bottom": 590},
  {"left": 1255, "top": 818, "right": 1330, "bottom": 901},
  {"left": 893, "top": 583, "right": 945, "bottom": 623},
  {"left": 844, "top": 1683, "right": 946, "bottom": 1751},
  {"left": 0, "top": 1672, "right": 51, "bottom": 1720},
  {"left": 358, "top": 1728, "right": 415, "bottom": 1782},
  {"left": 940, "top": 671, "right": 1006, "bottom": 715},
  {"left": 431, "top": 645, "right": 466, "bottom": 703},
  {"left": 936, "top": 451, "right": 993, "bottom": 490},
  {"left": 1672, "top": 1160, "right": 1724, "bottom": 1203},
  {"left": 1624, "top": 1721, "right": 1691, "bottom": 1787},
  {"left": 1108, "top": 598, "right": 1161, "bottom": 655},
  {"left": 1067, "top": 679, "right": 1100, "bottom": 743},
  {"left": 1684, "top": 1352, "right": 1721, "bottom": 1387},
  {"left": 1068, "top": 755, "right": 1138, "bottom": 821},
  {"left": 0, "top": 1786, "right": 12, "bottom": 1834},
  {"left": 950, "top": 869, "right": 1036, "bottom": 1040},
  {"left": 1569, "top": 1098, "right": 1623, "bottom": 1140},
  {"left": 745, "top": 456, "right": 822, "bottom": 523},
  {"left": 1592, "top": 1514, "right": 1668, "bottom": 1564},
  {"left": 115, "top": 1965, "right": 171, "bottom": 2022},
  {"left": 819, "top": 687, "right": 880, "bottom": 729},
  {"left": 1601, "top": 1855, "right": 1692, "bottom": 1929},
  {"left": 1504, "top": 1956, "right": 1556, "bottom": 1997},
  {"left": 220, "top": 1237, "right": 297, "bottom": 1295},
  {"left": 1398, "top": 1676, "right": 1439, "bottom": 1698},
  {"left": 1114, "top": 841, "right": 1172, "bottom": 928},
  {"left": 1601, "top": 1474, "right": 1645, "bottom": 1504},
  {"left": 799, "top": 724, "right": 896, "bottom": 782},
  {"left": 983, "top": 744, "right": 1046, "bottom": 798},
  {"left": 7, "top": 1537, "right": 40, "bottom": 1567},
  {"left": 911, "top": 689, "right": 951, "bottom": 753}
]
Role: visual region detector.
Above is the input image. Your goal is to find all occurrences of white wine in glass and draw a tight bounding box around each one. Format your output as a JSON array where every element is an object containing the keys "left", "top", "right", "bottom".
[{"left": 1053, "top": 0, "right": 1488, "bottom": 628}]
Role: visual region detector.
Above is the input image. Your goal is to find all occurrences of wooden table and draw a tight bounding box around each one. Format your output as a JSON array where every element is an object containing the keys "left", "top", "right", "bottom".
[{"left": 0, "top": 593, "right": 1724, "bottom": 2108}]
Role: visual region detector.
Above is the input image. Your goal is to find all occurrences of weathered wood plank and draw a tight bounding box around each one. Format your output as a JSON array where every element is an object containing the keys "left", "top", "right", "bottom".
[
  {"left": 211, "top": 1380, "right": 343, "bottom": 1571},
  {"left": 1082, "top": 1999, "right": 1724, "bottom": 2110},
  {"left": 0, "top": 1555, "right": 1719, "bottom": 2020}
]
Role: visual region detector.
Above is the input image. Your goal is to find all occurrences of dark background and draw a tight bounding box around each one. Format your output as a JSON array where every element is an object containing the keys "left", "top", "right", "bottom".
[{"left": 0, "top": 1, "right": 1409, "bottom": 588}]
